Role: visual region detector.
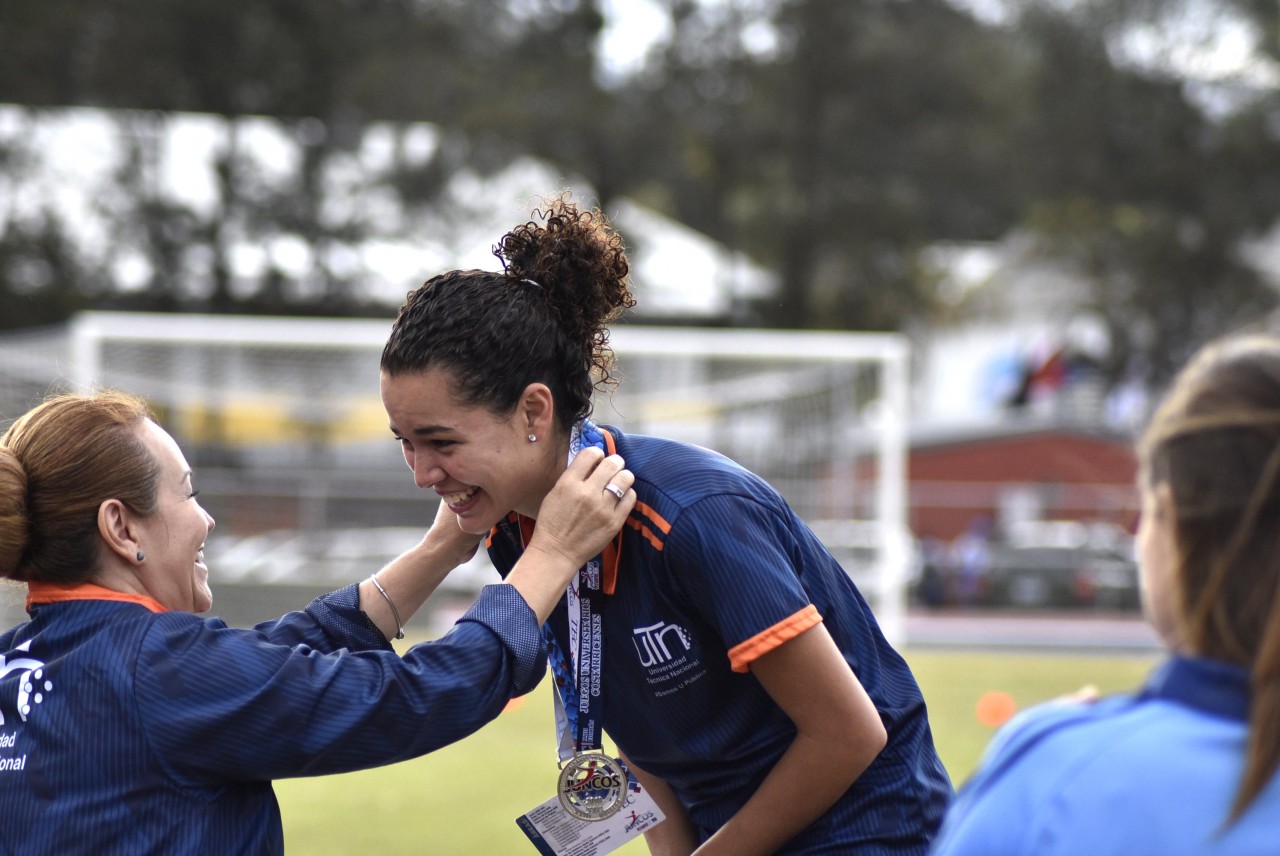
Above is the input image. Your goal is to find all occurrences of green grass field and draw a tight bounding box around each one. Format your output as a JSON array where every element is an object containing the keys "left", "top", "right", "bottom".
[{"left": 275, "top": 647, "right": 1158, "bottom": 854}]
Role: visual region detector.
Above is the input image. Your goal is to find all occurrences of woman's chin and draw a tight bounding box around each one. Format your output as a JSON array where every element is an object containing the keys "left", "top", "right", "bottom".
[
  {"left": 456, "top": 514, "right": 498, "bottom": 537},
  {"left": 193, "top": 581, "right": 214, "bottom": 614}
]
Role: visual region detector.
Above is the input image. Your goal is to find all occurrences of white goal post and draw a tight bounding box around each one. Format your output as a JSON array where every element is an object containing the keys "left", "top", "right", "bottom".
[
  {"left": 62, "top": 312, "right": 912, "bottom": 643},
  {"left": 602, "top": 326, "right": 912, "bottom": 644}
]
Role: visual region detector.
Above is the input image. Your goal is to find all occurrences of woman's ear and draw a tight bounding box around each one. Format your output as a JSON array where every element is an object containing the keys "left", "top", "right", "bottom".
[
  {"left": 520, "top": 382, "right": 556, "bottom": 439},
  {"left": 98, "top": 498, "right": 141, "bottom": 564}
]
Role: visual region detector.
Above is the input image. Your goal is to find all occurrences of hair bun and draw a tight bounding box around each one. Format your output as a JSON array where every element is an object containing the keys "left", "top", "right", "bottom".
[{"left": 0, "top": 448, "right": 31, "bottom": 580}]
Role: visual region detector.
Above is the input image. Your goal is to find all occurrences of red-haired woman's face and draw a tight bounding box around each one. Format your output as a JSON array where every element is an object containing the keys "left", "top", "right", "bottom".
[{"left": 134, "top": 420, "right": 217, "bottom": 613}]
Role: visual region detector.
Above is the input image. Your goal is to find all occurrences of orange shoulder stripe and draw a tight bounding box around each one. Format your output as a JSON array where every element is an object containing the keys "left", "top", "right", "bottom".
[
  {"left": 626, "top": 516, "right": 663, "bottom": 551},
  {"left": 633, "top": 501, "right": 671, "bottom": 534},
  {"left": 727, "top": 605, "right": 822, "bottom": 673},
  {"left": 624, "top": 501, "right": 671, "bottom": 552}
]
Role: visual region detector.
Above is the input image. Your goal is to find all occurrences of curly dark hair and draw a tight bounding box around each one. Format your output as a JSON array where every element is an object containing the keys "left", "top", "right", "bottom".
[{"left": 380, "top": 192, "right": 635, "bottom": 430}]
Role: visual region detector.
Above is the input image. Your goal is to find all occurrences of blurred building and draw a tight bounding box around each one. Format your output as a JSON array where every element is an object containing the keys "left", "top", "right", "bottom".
[{"left": 902, "top": 423, "right": 1138, "bottom": 544}]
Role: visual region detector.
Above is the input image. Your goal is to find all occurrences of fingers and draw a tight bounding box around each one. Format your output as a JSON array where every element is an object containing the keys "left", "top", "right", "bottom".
[
  {"left": 581, "top": 451, "right": 635, "bottom": 510},
  {"left": 597, "top": 456, "right": 633, "bottom": 495},
  {"left": 536, "top": 450, "right": 635, "bottom": 567},
  {"left": 1067, "top": 684, "right": 1100, "bottom": 703},
  {"left": 564, "top": 448, "right": 634, "bottom": 502}
]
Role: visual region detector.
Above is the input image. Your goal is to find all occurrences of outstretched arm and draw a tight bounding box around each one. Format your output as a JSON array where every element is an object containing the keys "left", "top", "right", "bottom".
[
  {"left": 692, "top": 624, "right": 887, "bottom": 856},
  {"left": 358, "top": 497, "right": 484, "bottom": 641}
]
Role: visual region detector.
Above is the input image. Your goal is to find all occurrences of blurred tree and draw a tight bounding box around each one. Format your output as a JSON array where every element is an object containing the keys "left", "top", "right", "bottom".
[
  {"left": 595, "top": 0, "right": 1035, "bottom": 330},
  {"left": 1004, "top": 0, "right": 1280, "bottom": 385},
  {"left": 0, "top": 0, "right": 613, "bottom": 317},
  {"left": 0, "top": 0, "right": 1276, "bottom": 395},
  {"left": 0, "top": 213, "right": 87, "bottom": 332}
]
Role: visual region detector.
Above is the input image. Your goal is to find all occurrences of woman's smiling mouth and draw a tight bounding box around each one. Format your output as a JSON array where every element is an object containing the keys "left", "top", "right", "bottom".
[{"left": 442, "top": 486, "right": 480, "bottom": 509}]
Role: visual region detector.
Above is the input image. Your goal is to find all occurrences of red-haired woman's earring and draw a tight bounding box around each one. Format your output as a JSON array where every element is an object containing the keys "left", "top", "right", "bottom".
[
  {"left": 528, "top": 434, "right": 537, "bottom": 442},
  {"left": 136, "top": 551, "right": 146, "bottom": 562}
]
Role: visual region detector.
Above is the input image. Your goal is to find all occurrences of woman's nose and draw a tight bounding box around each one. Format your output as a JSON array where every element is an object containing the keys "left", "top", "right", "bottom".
[{"left": 412, "top": 452, "right": 444, "bottom": 489}]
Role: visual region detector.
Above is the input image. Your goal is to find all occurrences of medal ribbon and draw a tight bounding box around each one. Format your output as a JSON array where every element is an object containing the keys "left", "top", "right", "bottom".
[{"left": 541, "top": 420, "right": 609, "bottom": 762}]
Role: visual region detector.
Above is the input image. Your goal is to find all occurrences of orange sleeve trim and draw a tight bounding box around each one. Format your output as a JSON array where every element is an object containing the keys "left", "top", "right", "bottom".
[
  {"left": 27, "top": 581, "right": 168, "bottom": 614},
  {"left": 727, "top": 605, "right": 822, "bottom": 673}
]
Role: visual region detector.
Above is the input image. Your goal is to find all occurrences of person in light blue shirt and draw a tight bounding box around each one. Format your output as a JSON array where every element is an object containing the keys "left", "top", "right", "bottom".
[{"left": 931, "top": 333, "right": 1280, "bottom": 856}]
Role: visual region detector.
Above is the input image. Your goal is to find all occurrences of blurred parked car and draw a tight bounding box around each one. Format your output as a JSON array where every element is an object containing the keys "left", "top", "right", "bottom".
[{"left": 983, "top": 544, "right": 1140, "bottom": 610}]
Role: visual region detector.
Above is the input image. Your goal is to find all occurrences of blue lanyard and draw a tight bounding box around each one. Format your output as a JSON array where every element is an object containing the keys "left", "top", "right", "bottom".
[
  {"left": 540, "top": 419, "right": 609, "bottom": 760},
  {"left": 543, "top": 557, "right": 606, "bottom": 757}
]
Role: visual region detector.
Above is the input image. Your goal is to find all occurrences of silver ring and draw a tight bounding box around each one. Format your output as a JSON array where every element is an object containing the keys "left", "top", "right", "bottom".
[{"left": 603, "top": 483, "right": 626, "bottom": 500}]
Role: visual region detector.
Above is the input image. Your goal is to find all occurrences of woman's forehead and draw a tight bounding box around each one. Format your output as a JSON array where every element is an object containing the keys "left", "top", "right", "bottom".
[{"left": 140, "top": 419, "right": 191, "bottom": 475}]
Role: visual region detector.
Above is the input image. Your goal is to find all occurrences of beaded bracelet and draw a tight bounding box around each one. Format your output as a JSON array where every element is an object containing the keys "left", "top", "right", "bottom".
[{"left": 369, "top": 573, "right": 405, "bottom": 640}]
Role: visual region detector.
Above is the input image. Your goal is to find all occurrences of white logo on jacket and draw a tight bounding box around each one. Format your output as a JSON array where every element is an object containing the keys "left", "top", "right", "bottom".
[{"left": 0, "top": 641, "right": 51, "bottom": 725}]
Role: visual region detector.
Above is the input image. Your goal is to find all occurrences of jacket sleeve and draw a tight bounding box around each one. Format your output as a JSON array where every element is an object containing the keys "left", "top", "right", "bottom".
[
  {"left": 134, "top": 584, "right": 546, "bottom": 786},
  {"left": 247, "top": 583, "right": 393, "bottom": 653}
]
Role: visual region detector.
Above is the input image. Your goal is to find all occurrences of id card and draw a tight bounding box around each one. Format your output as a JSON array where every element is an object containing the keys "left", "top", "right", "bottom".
[{"left": 516, "top": 776, "right": 665, "bottom": 856}]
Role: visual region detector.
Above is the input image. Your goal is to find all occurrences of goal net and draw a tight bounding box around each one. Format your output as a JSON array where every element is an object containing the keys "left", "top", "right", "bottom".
[{"left": 8, "top": 312, "right": 911, "bottom": 641}]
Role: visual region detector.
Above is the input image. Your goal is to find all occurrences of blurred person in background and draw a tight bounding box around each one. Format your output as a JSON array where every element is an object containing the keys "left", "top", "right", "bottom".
[
  {"left": 379, "top": 192, "right": 952, "bottom": 855},
  {"left": 0, "top": 389, "right": 633, "bottom": 853},
  {"left": 931, "top": 333, "right": 1280, "bottom": 855}
]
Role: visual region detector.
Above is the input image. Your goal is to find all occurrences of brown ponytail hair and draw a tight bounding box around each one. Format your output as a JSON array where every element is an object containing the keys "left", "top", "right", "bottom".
[
  {"left": 1138, "top": 334, "right": 1280, "bottom": 822},
  {"left": 0, "top": 390, "right": 159, "bottom": 584}
]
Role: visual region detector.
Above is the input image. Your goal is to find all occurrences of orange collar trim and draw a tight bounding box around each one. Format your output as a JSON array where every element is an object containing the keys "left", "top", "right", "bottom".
[
  {"left": 518, "top": 516, "right": 623, "bottom": 595},
  {"left": 26, "top": 581, "right": 169, "bottom": 614}
]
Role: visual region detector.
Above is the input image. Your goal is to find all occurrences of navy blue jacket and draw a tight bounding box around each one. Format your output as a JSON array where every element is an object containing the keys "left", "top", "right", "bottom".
[{"left": 0, "top": 582, "right": 544, "bottom": 854}]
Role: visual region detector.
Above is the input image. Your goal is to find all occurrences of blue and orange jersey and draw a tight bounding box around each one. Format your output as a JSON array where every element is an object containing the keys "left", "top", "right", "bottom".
[{"left": 488, "top": 426, "right": 952, "bottom": 853}]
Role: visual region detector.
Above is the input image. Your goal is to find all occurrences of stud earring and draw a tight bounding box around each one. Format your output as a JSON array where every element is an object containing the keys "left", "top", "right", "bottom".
[
  {"left": 528, "top": 434, "right": 537, "bottom": 442},
  {"left": 136, "top": 550, "right": 146, "bottom": 562}
]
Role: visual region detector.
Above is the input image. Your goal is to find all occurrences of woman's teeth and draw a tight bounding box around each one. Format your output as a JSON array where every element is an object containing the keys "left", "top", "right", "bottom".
[{"left": 444, "top": 487, "right": 479, "bottom": 507}]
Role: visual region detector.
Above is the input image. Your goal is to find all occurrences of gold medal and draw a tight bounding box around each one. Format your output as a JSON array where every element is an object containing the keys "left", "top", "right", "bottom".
[{"left": 556, "top": 752, "right": 627, "bottom": 821}]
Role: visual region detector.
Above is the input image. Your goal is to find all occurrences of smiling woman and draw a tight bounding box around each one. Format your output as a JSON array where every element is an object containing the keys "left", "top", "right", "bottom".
[
  {"left": 0, "top": 389, "right": 634, "bottom": 854},
  {"left": 377, "top": 192, "right": 952, "bottom": 855}
]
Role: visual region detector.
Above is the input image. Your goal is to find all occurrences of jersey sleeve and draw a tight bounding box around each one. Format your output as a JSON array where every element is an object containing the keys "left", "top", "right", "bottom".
[
  {"left": 134, "top": 584, "right": 546, "bottom": 785},
  {"left": 663, "top": 493, "right": 821, "bottom": 672}
]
